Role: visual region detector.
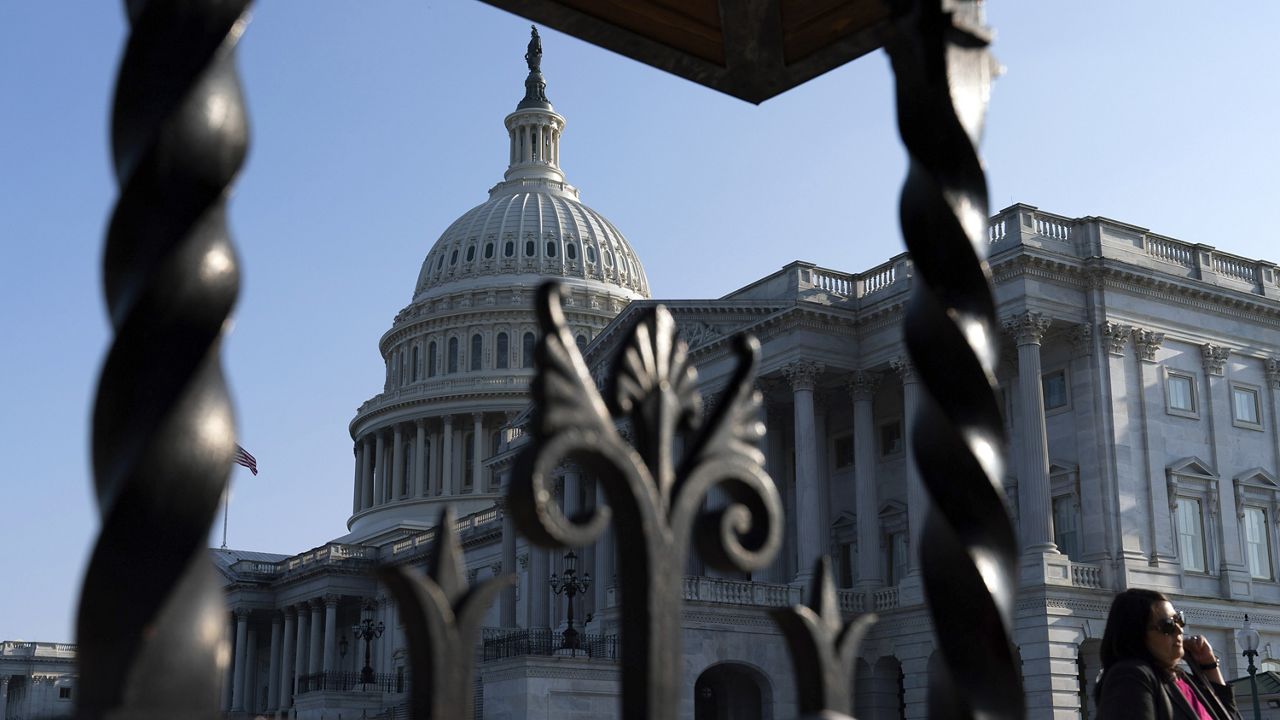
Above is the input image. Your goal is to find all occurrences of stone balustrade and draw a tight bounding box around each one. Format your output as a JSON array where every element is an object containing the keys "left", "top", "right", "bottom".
[
  {"left": 680, "top": 576, "right": 802, "bottom": 608},
  {"left": 1069, "top": 561, "right": 1104, "bottom": 589}
]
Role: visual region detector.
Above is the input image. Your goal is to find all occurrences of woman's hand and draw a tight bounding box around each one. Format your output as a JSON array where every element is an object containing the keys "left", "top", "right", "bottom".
[{"left": 1185, "top": 635, "right": 1216, "bottom": 666}]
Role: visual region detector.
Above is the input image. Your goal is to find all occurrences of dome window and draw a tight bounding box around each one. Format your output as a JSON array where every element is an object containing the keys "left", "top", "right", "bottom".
[
  {"left": 411, "top": 345, "right": 420, "bottom": 382},
  {"left": 522, "top": 332, "right": 536, "bottom": 369},
  {"left": 525, "top": 239, "right": 536, "bottom": 257},
  {"left": 484, "top": 242, "right": 495, "bottom": 260},
  {"left": 567, "top": 242, "right": 577, "bottom": 261},
  {"left": 546, "top": 241, "right": 557, "bottom": 258},
  {"left": 427, "top": 341, "right": 437, "bottom": 378},
  {"left": 436, "top": 255, "right": 445, "bottom": 271},
  {"left": 575, "top": 334, "right": 587, "bottom": 351},
  {"left": 603, "top": 251, "right": 613, "bottom": 268},
  {"left": 447, "top": 337, "right": 459, "bottom": 374},
  {"left": 585, "top": 245, "right": 596, "bottom": 263},
  {"left": 470, "top": 334, "right": 483, "bottom": 371},
  {"left": 504, "top": 240, "right": 515, "bottom": 258},
  {"left": 450, "top": 249, "right": 459, "bottom": 266},
  {"left": 466, "top": 245, "right": 476, "bottom": 262},
  {"left": 496, "top": 332, "right": 509, "bottom": 369}
]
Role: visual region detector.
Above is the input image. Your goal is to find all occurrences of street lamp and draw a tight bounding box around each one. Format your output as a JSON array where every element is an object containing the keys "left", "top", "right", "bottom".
[
  {"left": 1237, "top": 614, "right": 1263, "bottom": 720},
  {"left": 549, "top": 550, "right": 591, "bottom": 652},
  {"left": 351, "top": 602, "right": 385, "bottom": 686}
]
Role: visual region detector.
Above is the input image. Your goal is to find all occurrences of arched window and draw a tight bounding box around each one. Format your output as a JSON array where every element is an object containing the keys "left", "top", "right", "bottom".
[
  {"left": 411, "top": 345, "right": 419, "bottom": 382},
  {"left": 566, "top": 242, "right": 577, "bottom": 261},
  {"left": 450, "top": 249, "right": 458, "bottom": 265},
  {"left": 525, "top": 239, "right": 536, "bottom": 257},
  {"left": 496, "top": 332, "right": 509, "bottom": 369},
  {"left": 546, "top": 240, "right": 557, "bottom": 258},
  {"left": 470, "top": 334, "right": 483, "bottom": 371},
  {"left": 576, "top": 334, "right": 587, "bottom": 352},
  {"left": 436, "top": 255, "right": 445, "bottom": 271},
  {"left": 522, "top": 332, "right": 536, "bottom": 369},
  {"left": 484, "top": 242, "right": 494, "bottom": 259},
  {"left": 427, "top": 341, "right": 437, "bottom": 377},
  {"left": 447, "top": 337, "right": 459, "bottom": 373},
  {"left": 504, "top": 240, "right": 515, "bottom": 258},
  {"left": 465, "top": 245, "right": 476, "bottom": 262},
  {"left": 585, "top": 245, "right": 596, "bottom": 263}
]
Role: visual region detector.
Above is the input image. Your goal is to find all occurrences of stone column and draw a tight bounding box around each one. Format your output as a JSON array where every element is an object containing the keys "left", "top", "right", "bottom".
[
  {"left": 245, "top": 627, "right": 259, "bottom": 712},
  {"left": 430, "top": 424, "right": 442, "bottom": 496},
  {"left": 0, "top": 676, "right": 9, "bottom": 720},
  {"left": 501, "top": 501, "right": 518, "bottom": 626},
  {"left": 279, "top": 607, "right": 296, "bottom": 710},
  {"left": 308, "top": 599, "right": 324, "bottom": 681},
  {"left": 1003, "top": 311, "right": 1057, "bottom": 554},
  {"left": 373, "top": 431, "right": 386, "bottom": 507},
  {"left": 529, "top": 546, "right": 549, "bottom": 629},
  {"left": 267, "top": 612, "right": 282, "bottom": 711},
  {"left": 352, "top": 442, "right": 362, "bottom": 514},
  {"left": 293, "top": 603, "right": 310, "bottom": 683},
  {"left": 360, "top": 436, "right": 374, "bottom": 510},
  {"left": 415, "top": 419, "right": 427, "bottom": 497},
  {"left": 472, "top": 413, "right": 486, "bottom": 494},
  {"left": 230, "top": 607, "right": 249, "bottom": 712},
  {"left": 1135, "top": 330, "right": 1178, "bottom": 563},
  {"left": 594, "top": 479, "right": 613, "bottom": 612},
  {"left": 1204, "top": 344, "right": 1250, "bottom": 597},
  {"left": 322, "top": 595, "right": 339, "bottom": 675},
  {"left": 783, "top": 359, "right": 824, "bottom": 589},
  {"left": 392, "top": 424, "right": 405, "bottom": 498},
  {"left": 442, "top": 415, "right": 455, "bottom": 495},
  {"left": 848, "top": 371, "right": 882, "bottom": 591},
  {"left": 891, "top": 357, "right": 927, "bottom": 603}
]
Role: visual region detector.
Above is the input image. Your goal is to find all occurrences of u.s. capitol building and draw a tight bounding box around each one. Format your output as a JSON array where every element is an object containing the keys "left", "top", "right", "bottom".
[{"left": 9, "top": 29, "right": 1280, "bottom": 720}]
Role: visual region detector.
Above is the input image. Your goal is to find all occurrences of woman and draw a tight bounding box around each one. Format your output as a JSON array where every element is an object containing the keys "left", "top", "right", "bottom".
[{"left": 1095, "top": 589, "right": 1239, "bottom": 720}]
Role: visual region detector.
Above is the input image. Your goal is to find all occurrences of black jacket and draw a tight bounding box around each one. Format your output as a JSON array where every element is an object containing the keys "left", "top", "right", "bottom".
[{"left": 1097, "top": 659, "right": 1238, "bottom": 720}]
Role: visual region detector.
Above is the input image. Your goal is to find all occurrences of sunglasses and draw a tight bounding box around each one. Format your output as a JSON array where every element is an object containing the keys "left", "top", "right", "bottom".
[{"left": 1150, "top": 611, "right": 1186, "bottom": 636}]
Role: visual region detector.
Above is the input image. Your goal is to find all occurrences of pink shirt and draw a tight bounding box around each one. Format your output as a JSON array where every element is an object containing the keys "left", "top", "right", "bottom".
[{"left": 1174, "top": 675, "right": 1214, "bottom": 720}]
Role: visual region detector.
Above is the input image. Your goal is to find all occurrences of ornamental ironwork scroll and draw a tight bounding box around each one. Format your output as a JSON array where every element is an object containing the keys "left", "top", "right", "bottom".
[
  {"left": 508, "top": 283, "right": 785, "bottom": 720},
  {"left": 886, "top": 2, "right": 1023, "bottom": 720},
  {"left": 77, "top": 2, "right": 251, "bottom": 719}
]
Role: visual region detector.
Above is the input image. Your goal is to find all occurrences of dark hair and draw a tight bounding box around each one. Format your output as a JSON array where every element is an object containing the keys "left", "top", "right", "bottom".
[{"left": 1100, "top": 588, "right": 1166, "bottom": 670}]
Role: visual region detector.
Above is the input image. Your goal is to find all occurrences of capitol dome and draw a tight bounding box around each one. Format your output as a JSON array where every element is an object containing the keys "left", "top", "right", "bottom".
[{"left": 345, "top": 28, "right": 646, "bottom": 541}]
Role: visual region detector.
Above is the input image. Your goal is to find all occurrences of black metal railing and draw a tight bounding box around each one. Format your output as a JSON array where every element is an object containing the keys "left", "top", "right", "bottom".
[
  {"left": 297, "top": 670, "right": 401, "bottom": 694},
  {"left": 481, "top": 627, "right": 619, "bottom": 661}
]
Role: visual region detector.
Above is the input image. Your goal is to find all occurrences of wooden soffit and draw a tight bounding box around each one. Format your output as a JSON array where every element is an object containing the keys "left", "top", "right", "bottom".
[{"left": 479, "top": 0, "right": 893, "bottom": 104}]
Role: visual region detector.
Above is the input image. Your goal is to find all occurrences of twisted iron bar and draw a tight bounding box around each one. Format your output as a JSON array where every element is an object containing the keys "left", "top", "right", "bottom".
[
  {"left": 885, "top": 1, "right": 1023, "bottom": 719},
  {"left": 510, "top": 283, "right": 782, "bottom": 720},
  {"left": 77, "top": 3, "right": 251, "bottom": 719}
]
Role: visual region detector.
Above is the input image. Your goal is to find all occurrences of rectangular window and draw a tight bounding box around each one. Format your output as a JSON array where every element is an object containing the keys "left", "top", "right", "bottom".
[
  {"left": 880, "top": 421, "right": 903, "bottom": 457},
  {"left": 1053, "top": 496, "right": 1081, "bottom": 558},
  {"left": 1166, "top": 372, "right": 1196, "bottom": 416},
  {"left": 1232, "top": 385, "right": 1262, "bottom": 428},
  {"left": 833, "top": 435, "right": 855, "bottom": 470},
  {"left": 1042, "top": 370, "right": 1068, "bottom": 410},
  {"left": 1244, "top": 506, "right": 1271, "bottom": 580},
  {"left": 1176, "top": 498, "right": 1206, "bottom": 572},
  {"left": 838, "top": 542, "right": 856, "bottom": 588},
  {"left": 59, "top": 687, "right": 72, "bottom": 700}
]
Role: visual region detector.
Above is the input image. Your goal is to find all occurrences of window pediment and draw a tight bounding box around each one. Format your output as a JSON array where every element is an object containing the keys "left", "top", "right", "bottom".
[{"left": 1167, "top": 456, "right": 1216, "bottom": 481}]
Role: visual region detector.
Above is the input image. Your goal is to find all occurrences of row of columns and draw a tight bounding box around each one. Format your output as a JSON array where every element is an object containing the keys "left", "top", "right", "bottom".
[
  {"left": 353, "top": 414, "right": 493, "bottom": 513},
  {"left": 225, "top": 596, "right": 348, "bottom": 714},
  {"left": 509, "top": 120, "right": 560, "bottom": 167}
]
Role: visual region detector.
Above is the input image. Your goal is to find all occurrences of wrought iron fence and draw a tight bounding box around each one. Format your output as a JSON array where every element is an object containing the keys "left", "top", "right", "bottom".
[
  {"left": 297, "top": 670, "right": 401, "bottom": 694},
  {"left": 79, "top": 1, "right": 1016, "bottom": 719},
  {"left": 480, "top": 627, "right": 619, "bottom": 661}
]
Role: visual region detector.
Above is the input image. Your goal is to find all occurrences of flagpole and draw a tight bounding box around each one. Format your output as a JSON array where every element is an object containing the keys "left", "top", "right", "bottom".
[{"left": 221, "top": 482, "right": 230, "bottom": 550}]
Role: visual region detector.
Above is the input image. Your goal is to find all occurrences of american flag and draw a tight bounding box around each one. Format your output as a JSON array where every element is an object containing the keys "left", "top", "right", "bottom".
[{"left": 233, "top": 444, "right": 258, "bottom": 476}]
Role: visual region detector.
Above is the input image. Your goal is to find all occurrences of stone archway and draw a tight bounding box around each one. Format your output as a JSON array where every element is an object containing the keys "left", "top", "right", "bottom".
[
  {"left": 693, "top": 662, "right": 772, "bottom": 720},
  {"left": 855, "top": 656, "right": 905, "bottom": 720}
]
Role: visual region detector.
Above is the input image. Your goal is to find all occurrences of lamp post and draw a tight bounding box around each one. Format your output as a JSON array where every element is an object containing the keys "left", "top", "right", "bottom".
[
  {"left": 351, "top": 602, "right": 385, "bottom": 687},
  {"left": 1237, "top": 614, "right": 1263, "bottom": 720},
  {"left": 549, "top": 550, "right": 591, "bottom": 652}
]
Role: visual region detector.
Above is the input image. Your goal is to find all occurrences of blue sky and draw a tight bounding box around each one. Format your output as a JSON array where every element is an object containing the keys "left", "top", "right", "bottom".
[{"left": 1, "top": 2, "right": 1277, "bottom": 642}]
